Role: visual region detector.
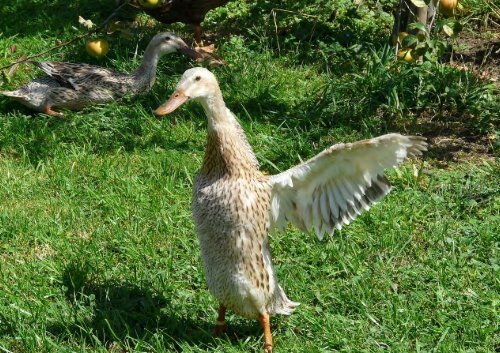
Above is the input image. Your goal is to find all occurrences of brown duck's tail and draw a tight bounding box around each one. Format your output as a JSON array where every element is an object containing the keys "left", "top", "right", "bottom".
[{"left": 1, "top": 90, "right": 25, "bottom": 98}]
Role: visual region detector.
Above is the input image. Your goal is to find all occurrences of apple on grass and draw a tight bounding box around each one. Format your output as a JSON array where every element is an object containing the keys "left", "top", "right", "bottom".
[{"left": 86, "top": 38, "right": 109, "bottom": 58}]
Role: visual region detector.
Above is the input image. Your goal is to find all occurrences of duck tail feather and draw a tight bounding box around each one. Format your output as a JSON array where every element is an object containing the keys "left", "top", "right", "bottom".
[
  {"left": 1, "top": 90, "right": 24, "bottom": 98},
  {"left": 269, "top": 285, "right": 300, "bottom": 316}
]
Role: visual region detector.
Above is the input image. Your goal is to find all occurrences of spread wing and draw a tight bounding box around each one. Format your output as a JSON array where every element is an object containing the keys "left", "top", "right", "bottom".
[
  {"left": 269, "top": 133, "right": 427, "bottom": 239},
  {"left": 34, "top": 62, "right": 124, "bottom": 90}
]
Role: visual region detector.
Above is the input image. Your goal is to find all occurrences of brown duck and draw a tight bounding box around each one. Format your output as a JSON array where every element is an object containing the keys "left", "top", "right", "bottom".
[
  {"left": 142, "top": 0, "right": 230, "bottom": 44},
  {"left": 1, "top": 32, "right": 201, "bottom": 116}
]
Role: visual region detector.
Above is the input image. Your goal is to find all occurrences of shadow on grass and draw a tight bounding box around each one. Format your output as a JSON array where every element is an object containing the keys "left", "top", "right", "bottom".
[
  {"left": 0, "top": 0, "right": 122, "bottom": 37},
  {"left": 0, "top": 1, "right": 188, "bottom": 78},
  {"left": 48, "top": 260, "right": 258, "bottom": 350}
]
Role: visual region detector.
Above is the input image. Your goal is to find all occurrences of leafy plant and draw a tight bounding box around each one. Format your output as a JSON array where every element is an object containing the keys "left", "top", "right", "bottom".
[{"left": 391, "top": 0, "right": 466, "bottom": 63}]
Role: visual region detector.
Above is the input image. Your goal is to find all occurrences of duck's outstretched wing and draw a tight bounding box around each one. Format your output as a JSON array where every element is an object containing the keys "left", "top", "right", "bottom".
[
  {"left": 269, "top": 133, "right": 427, "bottom": 239},
  {"left": 34, "top": 62, "right": 122, "bottom": 90}
]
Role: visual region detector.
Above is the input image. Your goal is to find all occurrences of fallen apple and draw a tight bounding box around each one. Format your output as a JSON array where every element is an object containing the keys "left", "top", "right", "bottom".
[
  {"left": 397, "top": 49, "right": 415, "bottom": 63},
  {"left": 86, "top": 38, "right": 109, "bottom": 58},
  {"left": 391, "top": 31, "right": 409, "bottom": 47}
]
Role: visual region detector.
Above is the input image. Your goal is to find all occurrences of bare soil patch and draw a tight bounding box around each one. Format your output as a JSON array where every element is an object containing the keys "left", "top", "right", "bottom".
[{"left": 450, "top": 24, "right": 500, "bottom": 84}]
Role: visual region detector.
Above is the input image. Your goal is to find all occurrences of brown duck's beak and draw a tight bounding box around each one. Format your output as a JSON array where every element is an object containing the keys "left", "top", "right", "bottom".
[
  {"left": 154, "top": 91, "right": 189, "bottom": 117},
  {"left": 178, "top": 45, "right": 204, "bottom": 60}
]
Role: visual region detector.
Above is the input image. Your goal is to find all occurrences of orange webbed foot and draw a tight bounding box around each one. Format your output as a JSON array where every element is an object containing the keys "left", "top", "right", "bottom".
[
  {"left": 212, "top": 304, "right": 227, "bottom": 337},
  {"left": 42, "top": 106, "right": 63, "bottom": 116},
  {"left": 259, "top": 313, "right": 273, "bottom": 353},
  {"left": 211, "top": 320, "right": 228, "bottom": 337}
]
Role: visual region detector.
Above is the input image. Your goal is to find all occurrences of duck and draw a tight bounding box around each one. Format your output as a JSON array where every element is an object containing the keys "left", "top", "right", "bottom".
[
  {"left": 0, "top": 32, "right": 201, "bottom": 116},
  {"left": 154, "top": 67, "right": 428, "bottom": 352},
  {"left": 141, "top": 0, "right": 230, "bottom": 44}
]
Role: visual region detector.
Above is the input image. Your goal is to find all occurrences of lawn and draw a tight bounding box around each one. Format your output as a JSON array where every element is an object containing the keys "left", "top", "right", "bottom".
[{"left": 0, "top": 1, "right": 498, "bottom": 352}]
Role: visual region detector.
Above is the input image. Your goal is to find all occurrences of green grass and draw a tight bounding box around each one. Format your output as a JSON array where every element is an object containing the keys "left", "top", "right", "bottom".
[{"left": 0, "top": 1, "right": 498, "bottom": 352}]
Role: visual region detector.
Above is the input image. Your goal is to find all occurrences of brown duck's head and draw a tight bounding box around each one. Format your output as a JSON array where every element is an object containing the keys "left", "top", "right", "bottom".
[
  {"left": 154, "top": 67, "right": 219, "bottom": 116},
  {"left": 149, "top": 32, "right": 202, "bottom": 59}
]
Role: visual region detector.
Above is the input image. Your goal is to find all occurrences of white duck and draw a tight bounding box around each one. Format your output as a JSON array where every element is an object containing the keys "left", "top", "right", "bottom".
[{"left": 154, "top": 67, "right": 427, "bottom": 352}]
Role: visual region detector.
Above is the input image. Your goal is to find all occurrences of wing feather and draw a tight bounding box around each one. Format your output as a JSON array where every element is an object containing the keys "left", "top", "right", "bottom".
[
  {"left": 320, "top": 191, "right": 330, "bottom": 224},
  {"left": 330, "top": 179, "right": 346, "bottom": 215},
  {"left": 326, "top": 182, "right": 340, "bottom": 219},
  {"left": 270, "top": 134, "right": 427, "bottom": 239},
  {"left": 312, "top": 192, "right": 322, "bottom": 236},
  {"left": 34, "top": 62, "right": 125, "bottom": 91}
]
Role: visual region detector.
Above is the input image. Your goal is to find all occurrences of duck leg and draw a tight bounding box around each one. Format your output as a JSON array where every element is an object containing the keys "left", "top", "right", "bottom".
[
  {"left": 194, "top": 24, "right": 203, "bottom": 46},
  {"left": 258, "top": 313, "right": 273, "bottom": 353},
  {"left": 211, "top": 304, "right": 227, "bottom": 336},
  {"left": 192, "top": 23, "right": 225, "bottom": 66},
  {"left": 42, "top": 105, "right": 63, "bottom": 116}
]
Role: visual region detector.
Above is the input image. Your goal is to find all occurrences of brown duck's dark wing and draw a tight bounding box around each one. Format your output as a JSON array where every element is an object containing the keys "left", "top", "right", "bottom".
[
  {"left": 68, "top": 70, "right": 131, "bottom": 94},
  {"left": 145, "top": 0, "right": 229, "bottom": 25},
  {"left": 34, "top": 62, "right": 123, "bottom": 90}
]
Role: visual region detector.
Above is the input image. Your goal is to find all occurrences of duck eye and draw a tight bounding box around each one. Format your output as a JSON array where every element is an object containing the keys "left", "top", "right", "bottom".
[
  {"left": 195, "top": 76, "right": 201, "bottom": 81},
  {"left": 164, "top": 36, "right": 171, "bottom": 41}
]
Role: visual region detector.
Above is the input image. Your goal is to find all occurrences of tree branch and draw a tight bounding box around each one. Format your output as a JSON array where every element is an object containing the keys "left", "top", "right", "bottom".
[{"left": 0, "top": 0, "right": 131, "bottom": 72}]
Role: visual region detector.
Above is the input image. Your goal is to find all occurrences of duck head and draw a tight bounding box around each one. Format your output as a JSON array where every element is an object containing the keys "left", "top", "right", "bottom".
[
  {"left": 154, "top": 67, "right": 220, "bottom": 116},
  {"left": 148, "top": 32, "right": 201, "bottom": 59}
]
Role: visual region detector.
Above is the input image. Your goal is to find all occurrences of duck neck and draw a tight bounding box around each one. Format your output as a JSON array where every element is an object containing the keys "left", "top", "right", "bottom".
[
  {"left": 200, "top": 92, "right": 259, "bottom": 178},
  {"left": 132, "top": 44, "right": 162, "bottom": 92}
]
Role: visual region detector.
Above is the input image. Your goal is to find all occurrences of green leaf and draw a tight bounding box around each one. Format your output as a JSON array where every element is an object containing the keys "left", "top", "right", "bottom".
[
  {"left": 443, "top": 24, "right": 454, "bottom": 36},
  {"left": 434, "top": 19, "right": 446, "bottom": 33},
  {"left": 415, "top": 42, "right": 428, "bottom": 51},
  {"left": 409, "top": 22, "right": 428, "bottom": 33},
  {"left": 414, "top": 46, "right": 427, "bottom": 57},
  {"left": 451, "top": 21, "right": 464, "bottom": 36},
  {"left": 402, "top": 34, "right": 418, "bottom": 48}
]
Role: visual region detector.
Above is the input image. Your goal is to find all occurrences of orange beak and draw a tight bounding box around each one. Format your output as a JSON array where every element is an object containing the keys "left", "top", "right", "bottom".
[
  {"left": 178, "top": 45, "right": 204, "bottom": 60},
  {"left": 154, "top": 91, "right": 189, "bottom": 116}
]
